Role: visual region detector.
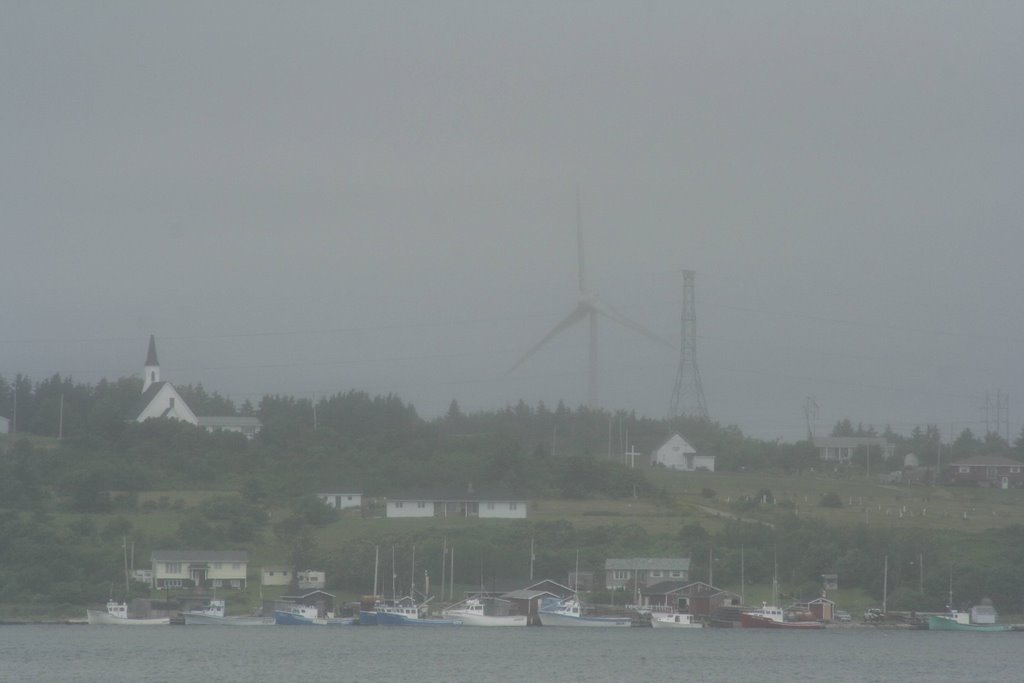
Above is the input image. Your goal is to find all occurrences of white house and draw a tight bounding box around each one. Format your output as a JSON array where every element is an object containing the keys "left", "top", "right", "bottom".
[
  {"left": 297, "top": 570, "right": 326, "bottom": 590},
  {"left": 134, "top": 336, "right": 260, "bottom": 438},
  {"left": 316, "top": 492, "right": 363, "bottom": 510},
  {"left": 261, "top": 566, "right": 292, "bottom": 587},
  {"left": 652, "top": 434, "right": 715, "bottom": 472},
  {"left": 386, "top": 494, "right": 527, "bottom": 519},
  {"left": 151, "top": 550, "right": 249, "bottom": 590}
]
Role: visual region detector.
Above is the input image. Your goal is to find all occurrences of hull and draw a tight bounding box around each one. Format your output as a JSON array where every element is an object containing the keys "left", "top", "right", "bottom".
[
  {"left": 86, "top": 609, "right": 170, "bottom": 626},
  {"left": 538, "top": 611, "right": 632, "bottom": 627},
  {"left": 740, "top": 613, "right": 823, "bottom": 629},
  {"left": 444, "top": 612, "right": 527, "bottom": 627},
  {"left": 274, "top": 610, "right": 355, "bottom": 626},
  {"left": 927, "top": 616, "right": 1013, "bottom": 632},
  {"left": 184, "top": 613, "right": 274, "bottom": 626},
  {"left": 359, "top": 610, "right": 379, "bottom": 626},
  {"left": 651, "top": 614, "right": 703, "bottom": 629},
  {"left": 376, "top": 611, "right": 463, "bottom": 626}
]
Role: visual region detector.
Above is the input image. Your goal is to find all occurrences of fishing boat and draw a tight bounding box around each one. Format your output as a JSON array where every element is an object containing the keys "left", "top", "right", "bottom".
[
  {"left": 650, "top": 612, "right": 703, "bottom": 629},
  {"left": 183, "top": 599, "right": 273, "bottom": 626},
  {"left": 538, "top": 597, "right": 632, "bottom": 627},
  {"left": 375, "top": 598, "right": 463, "bottom": 626},
  {"left": 927, "top": 610, "right": 1013, "bottom": 632},
  {"left": 86, "top": 600, "right": 170, "bottom": 625},
  {"left": 442, "top": 599, "right": 527, "bottom": 627},
  {"left": 274, "top": 603, "right": 355, "bottom": 626},
  {"left": 740, "top": 603, "right": 824, "bottom": 629}
]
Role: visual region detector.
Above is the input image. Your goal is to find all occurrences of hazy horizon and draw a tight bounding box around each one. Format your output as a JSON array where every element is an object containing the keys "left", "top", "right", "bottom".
[{"left": 4, "top": 2, "right": 1023, "bottom": 441}]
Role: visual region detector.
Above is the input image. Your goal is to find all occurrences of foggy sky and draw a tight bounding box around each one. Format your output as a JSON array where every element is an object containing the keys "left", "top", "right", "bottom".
[{"left": 3, "top": 1, "right": 1023, "bottom": 442}]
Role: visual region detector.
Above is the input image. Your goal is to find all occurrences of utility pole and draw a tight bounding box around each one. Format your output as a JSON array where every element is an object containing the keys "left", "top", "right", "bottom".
[
  {"left": 882, "top": 555, "right": 888, "bottom": 614},
  {"left": 668, "top": 270, "right": 709, "bottom": 420}
]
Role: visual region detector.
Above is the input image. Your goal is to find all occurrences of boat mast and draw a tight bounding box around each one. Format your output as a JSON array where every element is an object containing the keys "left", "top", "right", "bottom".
[
  {"left": 882, "top": 555, "right": 888, "bottom": 614},
  {"left": 122, "top": 536, "right": 130, "bottom": 599},
  {"left": 440, "top": 537, "right": 447, "bottom": 602},
  {"left": 373, "top": 544, "right": 379, "bottom": 599},
  {"left": 391, "top": 546, "right": 396, "bottom": 601},
  {"left": 410, "top": 545, "right": 416, "bottom": 599},
  {"left": 450, "top": 544, "right": 455, "bottom": 602},
  {"left": 740, "top": 545, "right": 745, "bottom": 605}
]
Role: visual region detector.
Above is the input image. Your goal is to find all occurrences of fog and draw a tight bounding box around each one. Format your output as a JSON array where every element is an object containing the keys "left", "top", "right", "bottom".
[{"left": 3, "top": 1, "right": 1023, "bottom": 440}]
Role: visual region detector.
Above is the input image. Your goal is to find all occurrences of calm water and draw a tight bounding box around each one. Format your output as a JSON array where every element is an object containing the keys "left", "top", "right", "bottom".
[{"left": 2, "top": 624, "right": 1022, "bottom": 683}]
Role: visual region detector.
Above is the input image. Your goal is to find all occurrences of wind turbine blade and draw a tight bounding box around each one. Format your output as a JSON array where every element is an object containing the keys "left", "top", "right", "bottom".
[
  {"left": 508, "top": 306, "right": 589, "bottom": 373},
  {"left": 576, "top": 188, "right": 587, "bottom": 296},
  {"left": 593, "top": 298, "right": 675, "bottom": 350}
]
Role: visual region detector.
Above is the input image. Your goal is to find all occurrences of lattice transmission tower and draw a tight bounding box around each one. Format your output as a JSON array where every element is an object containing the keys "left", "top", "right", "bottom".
[{"left": 668, "top": 270, "right": 709, "bottom": 420}]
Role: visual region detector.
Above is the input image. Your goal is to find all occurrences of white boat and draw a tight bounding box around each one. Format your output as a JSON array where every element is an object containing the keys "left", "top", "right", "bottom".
[
  {"left": 538, "top": 598, "right": 632, "bottom": 627},
  {"left": 86, "top": 600, "right": 170, "bottom": 625},
  {"left": 183, "top": 600, "right": 273, "bottom": 626},
  {"left": 651, "top": 612, "right": 703, "bottom": 629},
  {"left": 442, "top": 599, "right": 527, "bottom": 627}
]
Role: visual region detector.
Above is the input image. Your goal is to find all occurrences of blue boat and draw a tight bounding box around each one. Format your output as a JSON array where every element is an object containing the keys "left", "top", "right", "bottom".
[
  {"left": 372, "top": 597, "right": 462, "bottom": 626},
  {"left": 274, "top": 604, "right": 355, "bottom": 626}
]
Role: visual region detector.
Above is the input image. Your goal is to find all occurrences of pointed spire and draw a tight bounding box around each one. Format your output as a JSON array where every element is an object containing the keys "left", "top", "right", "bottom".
[{"left": 145, "top": 335, "right": 159, "bottom": 367}]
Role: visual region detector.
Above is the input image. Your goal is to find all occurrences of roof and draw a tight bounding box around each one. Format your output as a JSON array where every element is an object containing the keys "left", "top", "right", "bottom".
[
  {"left": 145, "top": 335, "right": 159, "bottom": 366},
  {"left": 655, "top": 433, "right": 696, "bottom": 453},
  {"left": 948, "top": 455, "right": 1022, "bottom": 468},
  {"left": 387, "top": 489, "right": 527, "bottom": 502},
  {"left": 500, "top": 589, "right": 562, "bottom": 600},
  {"left": 813, "top": 437, "right": 892, "bottom": 448},
  {"left": 134, "top": 381, "right": 168, "bottom": 417},
  {"left": 196, "top": 416, "right": 262, "bottom": 428},
  {"left": 151, "top": 550, "right": 249, "bottom": 563},
  {"left": 605, "top": 557, "right": 691, "bottom": 571}
]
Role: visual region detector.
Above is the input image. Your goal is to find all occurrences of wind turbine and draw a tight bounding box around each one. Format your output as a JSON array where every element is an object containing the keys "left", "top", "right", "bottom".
[{"left": 509, "top": 193, "right": 672, "bottom": 409}]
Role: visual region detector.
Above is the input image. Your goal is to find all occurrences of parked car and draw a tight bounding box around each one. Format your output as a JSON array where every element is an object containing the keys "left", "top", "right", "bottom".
[
  {"left": 864, "top": 608, "right": 884, "bottom": 622},
  {"left": 834, "top": 610, "right": 851, "bottom": 622}
]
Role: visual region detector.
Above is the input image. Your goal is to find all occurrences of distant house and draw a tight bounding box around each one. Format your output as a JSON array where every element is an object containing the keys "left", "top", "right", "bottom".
[
  {"left": 794, "top": 596, "right": 835, "bottom": 622},
  {"left": 134, "top": 336, "right": 261, "bottom": 438},
  {"left": 604, "top": 558, "right": 691, "bottom": 591},
  {"left": 813, "top": 437, "right": 894, "bottom": 464},
  {"left": 652, "top": 434, "right": 714, "bottom": 472},
  {"left": 151, "top": 550, "right": 249, "bottom": 590},
  {"left": 945, "top": 455, "right": 1024, "bottom": 488},
  {"left": 261, "top": 566, "right": 293, "bottom": 587},
  {"left": 640, "top": 581, "right": 740, "bottom": 616},
  {"left": 385, "top": 490, "right": 527, "bottom": 519},
  {"left": 197, "top": 416, "right": 262, "bottom": 439},
  {"left": 317, "top": 492, "right": 363, "bottom": 510},
  {"left": 297, "top": 570, "right": 326, "bottom": 590}
]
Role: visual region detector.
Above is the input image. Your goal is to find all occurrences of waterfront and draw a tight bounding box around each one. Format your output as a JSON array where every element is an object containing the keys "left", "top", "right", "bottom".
[{"left": 2, "top": 625, "right": 1023, "bottom": 683}]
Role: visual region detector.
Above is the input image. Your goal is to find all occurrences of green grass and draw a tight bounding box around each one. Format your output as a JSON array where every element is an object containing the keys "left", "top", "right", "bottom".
[{"left": 650, "top": 468, "right": 1024, "bottom": 532}]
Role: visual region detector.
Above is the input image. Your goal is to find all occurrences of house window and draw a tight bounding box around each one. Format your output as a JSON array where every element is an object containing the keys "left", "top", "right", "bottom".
[
  {"left": 395, "top": 501, "right": 404, "bottom": 508},
  {"left": 165, "top": 562, "right": 182, "bottom": 574},
  {"left": 613, "top": 571, "right": 629, "bottom": 580},
  {"left": 509, "top": 503, "right": 518, "bottom": 511},
  {"left": 487, "top": 503, "right": 495, "bottom": 510},
  {"left": 214, "top": 563, "right": 222, "bottom": 569},
  {"left": 669, "top": 571, "right": 684, "bottom": 578},
  {"left": 164, "top": 579, "right": 183, "bottom": 588},
  {"left": 212, "top": 580, "right": 223, "bottom": 588},
  {"left": 1011, "top": 467, "right": 1021, "bottom": 474},
  {"left": 417, "top": 501, "right": 426, "bottom": 508},
  {"left": 959, "top": 467, "right": 970, "bottom": 473},
  {"left": 650, "top": 571, "right": 663, "bottom": 578},
  {"left": 170, "top": 397, "right": 175, "bottom": 408},
  {"left": 232, "top": 563, "right": 240, "bottom": 570}
]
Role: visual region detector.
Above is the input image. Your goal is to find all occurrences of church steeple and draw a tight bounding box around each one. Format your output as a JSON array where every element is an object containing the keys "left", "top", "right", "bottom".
[{"left": 143, "top": 334, "right": 160, "bottom": 393}]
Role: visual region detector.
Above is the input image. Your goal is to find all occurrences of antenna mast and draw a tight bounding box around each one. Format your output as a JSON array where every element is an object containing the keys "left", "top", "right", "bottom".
[{"left": 668, "top": 270, "right": 709, "bottom": 419}]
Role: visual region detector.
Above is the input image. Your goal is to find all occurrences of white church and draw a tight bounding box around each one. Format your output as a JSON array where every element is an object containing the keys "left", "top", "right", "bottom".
[
  {"left": 135, "top": 335, "right": 261, "bottom": 439},
  {"left": 651, "top": 433, "right": 715, "bottom": 472}
]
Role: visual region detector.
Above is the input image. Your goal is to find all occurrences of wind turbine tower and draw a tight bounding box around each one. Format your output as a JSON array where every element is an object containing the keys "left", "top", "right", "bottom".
[{"left": 668, "top": 270, "right": 709, "bottom": 420}]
